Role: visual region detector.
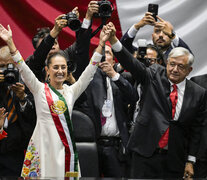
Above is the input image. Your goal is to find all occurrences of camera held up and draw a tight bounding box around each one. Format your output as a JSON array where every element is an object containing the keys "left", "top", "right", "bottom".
[
  {"left": 94, "top": 0, "right": 113, "bottom": 18},
  {"left": 61, "top": 12, "right": 81, "bottom": 31},
  {"left": 137, "top": 39, "right": 150, "bottom": 67},
  {"left": 3, "top": 63, "right": 19, "bottom": 85}
]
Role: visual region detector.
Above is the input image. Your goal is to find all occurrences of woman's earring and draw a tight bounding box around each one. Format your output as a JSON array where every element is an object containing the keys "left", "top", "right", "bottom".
[{"left": 46, "top": 74, "right": 50, "bottom": 83}]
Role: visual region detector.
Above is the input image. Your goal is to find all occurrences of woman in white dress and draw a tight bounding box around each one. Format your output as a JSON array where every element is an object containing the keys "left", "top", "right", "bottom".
[{"left": 0, "top": 23, "right": 111, "bottom": 178}]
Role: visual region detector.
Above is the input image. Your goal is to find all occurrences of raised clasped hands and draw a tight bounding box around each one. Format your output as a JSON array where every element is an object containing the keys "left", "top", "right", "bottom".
[
  {"left": 99, "top": 24, "right": 112, "bottom": 44},
  {"left": 100, "top": 22, "right": 116, "bottom": 43}
]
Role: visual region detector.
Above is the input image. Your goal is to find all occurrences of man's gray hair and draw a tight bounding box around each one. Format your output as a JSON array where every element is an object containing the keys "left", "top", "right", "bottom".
[{"left": 167, "top": 47, "right": 194, "bottom": 67}]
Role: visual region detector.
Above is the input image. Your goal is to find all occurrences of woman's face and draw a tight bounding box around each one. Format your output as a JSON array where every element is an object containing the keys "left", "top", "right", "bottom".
[{"left": 47, "top": 55, "right": 68, "bottom": 88}]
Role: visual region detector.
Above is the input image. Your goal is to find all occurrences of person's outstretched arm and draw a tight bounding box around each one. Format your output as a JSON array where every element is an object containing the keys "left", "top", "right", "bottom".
[{"left": 0, "top": 24, "right": 42, "bottom": 94}]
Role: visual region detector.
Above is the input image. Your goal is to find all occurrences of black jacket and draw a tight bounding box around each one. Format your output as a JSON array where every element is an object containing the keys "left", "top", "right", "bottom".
[{"left": 113, "top": 45, "right": 207, "bottom": 173}]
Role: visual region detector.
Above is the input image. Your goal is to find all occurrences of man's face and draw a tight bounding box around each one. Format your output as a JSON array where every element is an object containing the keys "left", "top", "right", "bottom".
[
  {"left": 167, "top": 55, "right": 192, "bottom": 84},
  {"left": 145, "top": 48, "right": 158, "bottom": 65},
  {"left": 105, "top": 45, "right": 115, "bottom": 65},
  {"left": 152, "top": 28, "right": 171, "bottom": 50}
]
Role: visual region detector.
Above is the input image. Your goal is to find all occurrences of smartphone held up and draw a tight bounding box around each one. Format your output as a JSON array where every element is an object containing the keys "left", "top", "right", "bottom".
[{"left": 148, "top": 4, "right": 159, "bottom": 21}]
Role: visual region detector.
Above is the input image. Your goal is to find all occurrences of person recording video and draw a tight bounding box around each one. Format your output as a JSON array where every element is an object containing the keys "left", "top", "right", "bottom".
[{"left": 120, "top": 4, "right": 193, "bottom": 63}]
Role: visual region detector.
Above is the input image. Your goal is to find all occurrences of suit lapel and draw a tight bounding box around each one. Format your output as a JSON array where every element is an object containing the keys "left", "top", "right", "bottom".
[{"left": 178, "top": 79, "right": 191, "bottom": 121}]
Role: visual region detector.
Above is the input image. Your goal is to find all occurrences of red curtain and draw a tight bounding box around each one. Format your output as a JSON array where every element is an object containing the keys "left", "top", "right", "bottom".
[{"left": 0, "top": 0, "right": 122, "bottom": 59}]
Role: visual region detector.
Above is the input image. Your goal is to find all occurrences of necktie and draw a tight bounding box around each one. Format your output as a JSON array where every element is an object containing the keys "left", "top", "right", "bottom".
[
  {"left": 158, "top": 84, "right": 178, "bottom": 148},
  {"left": 6, "top": 90, "right": 18, "bottom": 124}
]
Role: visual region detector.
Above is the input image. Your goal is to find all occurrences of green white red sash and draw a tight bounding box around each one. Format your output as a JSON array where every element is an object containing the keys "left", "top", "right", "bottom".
[{"left": 44, "top": 83, "right": 78, "bottom": 176}]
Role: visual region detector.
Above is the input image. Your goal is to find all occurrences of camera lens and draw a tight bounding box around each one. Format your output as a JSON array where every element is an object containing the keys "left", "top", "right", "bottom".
[
  {"left": 3, "top": 63, "right": 19, "bottom": 85},
  {"left": 4, "top": 72, "right": 16, "bottom": 84},
  {"left": 100, "top": 3, "right": 111, "bottom": 16},
  {"left": 67, "top": 61, "right": 77, "bottom": 73},
  {"left": 94, "top": 0, "right": 113, "bottom": 18},
  {"left": 68, "top": 19, "right": 81, "bottom": 31}
]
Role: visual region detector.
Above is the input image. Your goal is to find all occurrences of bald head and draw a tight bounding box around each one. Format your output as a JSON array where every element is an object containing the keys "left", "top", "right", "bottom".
[{"left": 0, "top": 46, "right": 15, "bottom": 68}]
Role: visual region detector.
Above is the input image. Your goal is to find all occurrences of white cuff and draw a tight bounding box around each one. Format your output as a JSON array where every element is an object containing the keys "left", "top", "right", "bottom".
[
  {"left": 112, "top": 40, "right": 122, "bottom": 52},
  {"left": 90, "top": 52, "right": 102, "bottom": 66},
  {"left": 128, "top": 24, "right": 138, "bottom": 38},
  {"left": 12, "top": 51, "right": 24, "bottom": 65},
  {"left": 171, "top": 32, "right": 179, "bottom": 47},
  {"left": 81, "top": 18, "right": 91, "bottom": 29},
  {"left": 188, "top": 155, "right": 196, "bottom": 163},
  {"left": 111, "top": 73, "right": 120, "bottom": 81}
]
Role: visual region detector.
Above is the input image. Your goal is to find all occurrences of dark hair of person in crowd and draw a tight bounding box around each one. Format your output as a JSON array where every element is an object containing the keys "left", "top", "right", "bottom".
[{"left": 32, "top": 27, "right": 50, "bottom": 49}]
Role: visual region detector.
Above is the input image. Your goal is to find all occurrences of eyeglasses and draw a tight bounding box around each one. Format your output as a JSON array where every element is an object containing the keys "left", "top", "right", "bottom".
[
  {"left": 148, "top": 58, "right": 158, "bottom": 63},
  {"left": 168, "top": 62, "right": 188, "bottom": 71}
]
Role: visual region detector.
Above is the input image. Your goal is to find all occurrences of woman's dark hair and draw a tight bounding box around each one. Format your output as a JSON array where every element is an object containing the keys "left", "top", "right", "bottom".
[
  {"left": 32, "top": 27, "right": 50, "bottom": 49},
  {"left": 46, "top": 51, "right": 68, "bottom": 67}
]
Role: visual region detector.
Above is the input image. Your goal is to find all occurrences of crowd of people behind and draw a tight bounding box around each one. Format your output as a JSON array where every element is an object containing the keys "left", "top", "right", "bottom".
[{"left": 0, "top": 1, "right": 207, "bottom": 179}]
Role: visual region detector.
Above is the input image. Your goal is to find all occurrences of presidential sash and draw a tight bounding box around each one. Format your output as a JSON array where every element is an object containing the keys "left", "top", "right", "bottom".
[{"left": 44, "top": 83, "right": 78, "bottom": 177}]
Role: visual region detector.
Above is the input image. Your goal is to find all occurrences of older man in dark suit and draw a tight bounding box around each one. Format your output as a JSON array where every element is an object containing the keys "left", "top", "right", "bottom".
[{"left": 105, "top": 22, "right": 207, "bottom": 179}]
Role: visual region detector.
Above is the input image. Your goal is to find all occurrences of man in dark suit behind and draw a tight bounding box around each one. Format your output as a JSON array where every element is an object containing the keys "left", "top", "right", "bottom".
[
  {"left": 191, "top": 74, "right": 207, "bottom": 178},
  {"left": 106, "top": 22, "right": 207, "bottom": 179}
]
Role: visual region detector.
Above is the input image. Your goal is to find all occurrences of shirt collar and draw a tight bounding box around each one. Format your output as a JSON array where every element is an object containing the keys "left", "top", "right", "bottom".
[{"left": 169, "top": 79, "right": 186, "bottom": 91}]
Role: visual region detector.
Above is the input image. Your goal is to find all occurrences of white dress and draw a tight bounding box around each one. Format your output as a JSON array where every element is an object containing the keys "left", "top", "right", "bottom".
[{"left": 12, "top": 52, "right": 101, "bottom": 178}]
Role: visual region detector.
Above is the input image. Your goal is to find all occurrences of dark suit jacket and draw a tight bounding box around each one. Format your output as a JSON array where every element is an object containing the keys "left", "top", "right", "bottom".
[
  {"left": 0, "top": 88, "right": 36, "bottom": 176},
  {"left": 113, "top": 46, "right": 207, "bottom": 171},
  {"left": 120, "top": 29, "right": 193, "bottom": 59},
  {"left": 191, "top": 74, "right": 207, "bottom": 161},
  {"left": 83, "top": 68, "right": 138, "bottom": 147}
]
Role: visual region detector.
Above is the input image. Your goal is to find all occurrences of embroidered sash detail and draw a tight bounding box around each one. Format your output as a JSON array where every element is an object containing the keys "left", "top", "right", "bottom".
[{"left": 44, "top": 83, "right": 78, "bottom": 175}]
